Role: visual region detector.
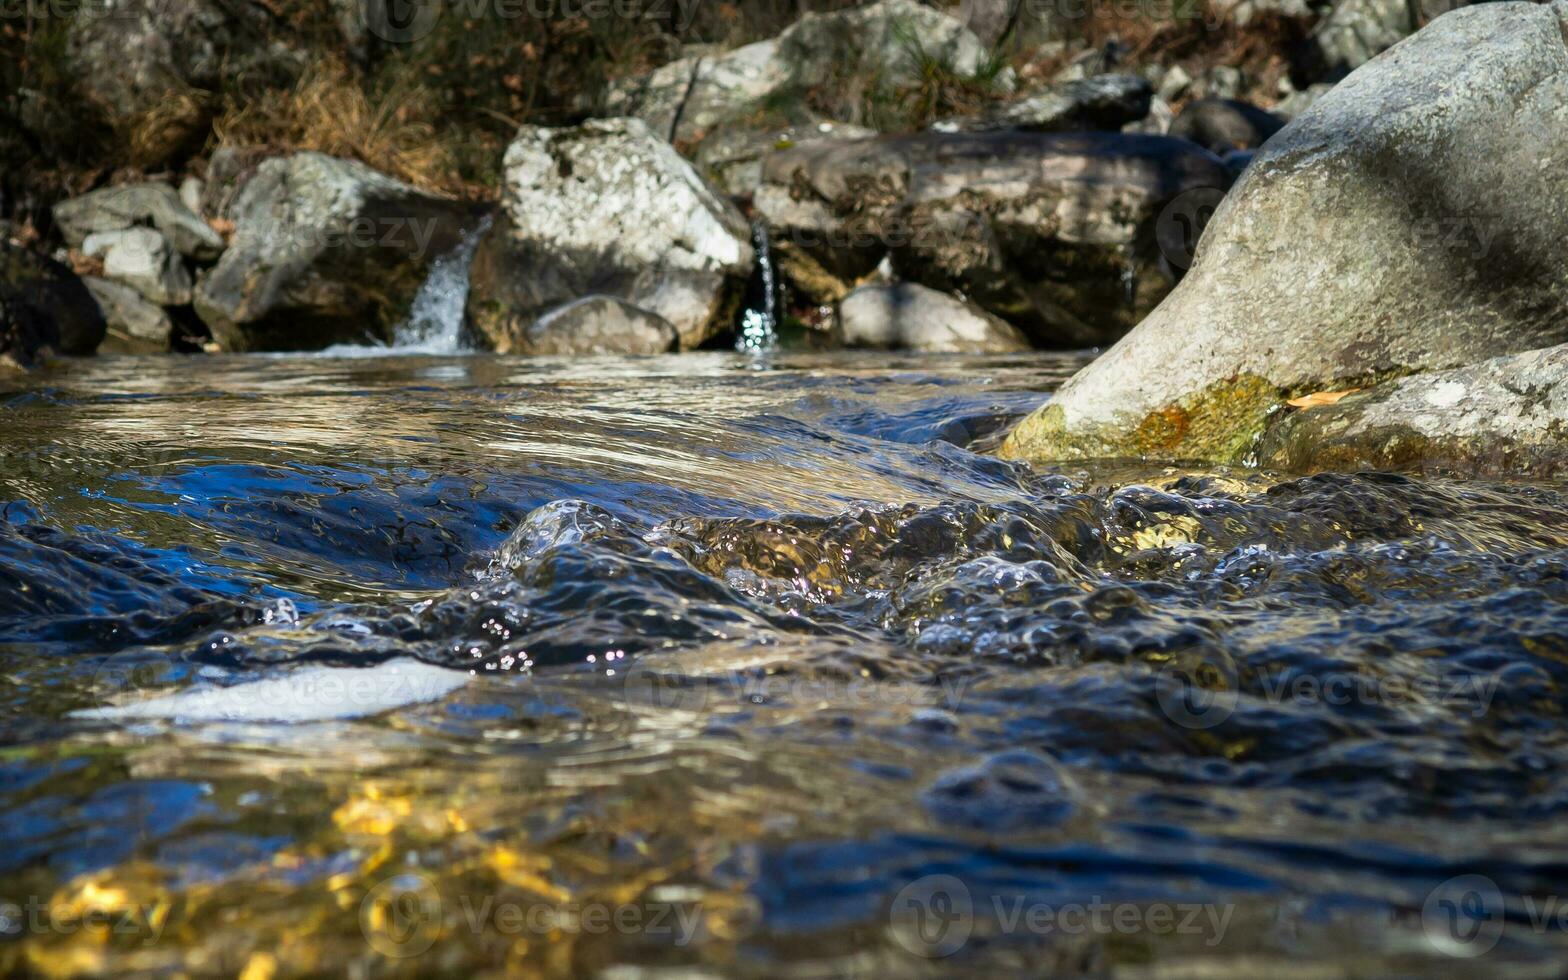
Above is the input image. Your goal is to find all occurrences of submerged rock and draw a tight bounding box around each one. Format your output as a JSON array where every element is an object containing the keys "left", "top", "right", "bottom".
[
  {"left": 755, "top": 130, "right": 1230, "bottom": 345},
  {"left": 838, "top": 282, "right": 1031, "bottom": 353},
  {"left": 0, "top": 242, "right": 106, "bottom": 361},
  {"left": 511, "top": 296, "right": 679, "bottom": 356},
  {"left": 1003, "top": 2, "right": 1568, "bottom": 464},
  {"left": 53, "top": 182, "right": 225, "bottom": 261},
  {"left": 467, "top": 119, "right": 753, "bottom": 352},
  {"left": 1258, "top": 344, "right": 1568, "bottom": 476},
  {"left": 1168, "top": 98, "right": 1286, "bottom": 154},
  {"left": 194, "top": 152, "right": 477, "bottom": 352},
  {"left": 83, "top": 277, "right": 176, "bottom": 353}
]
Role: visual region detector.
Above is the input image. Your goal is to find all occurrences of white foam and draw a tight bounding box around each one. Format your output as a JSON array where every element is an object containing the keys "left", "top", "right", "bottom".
[{"left": 74, "top": 658, "right": 469, "bottom": 724}]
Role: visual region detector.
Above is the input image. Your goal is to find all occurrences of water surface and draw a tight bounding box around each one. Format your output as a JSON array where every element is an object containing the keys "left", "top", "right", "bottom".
[{"left": 3, "top": 351, "right": 1567, "bottom": 977}]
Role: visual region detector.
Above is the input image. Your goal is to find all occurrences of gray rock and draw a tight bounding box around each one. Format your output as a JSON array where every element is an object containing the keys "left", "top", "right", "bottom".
[
  {"left": 1196, "top": 66, "right": 1246, "bottom": 100},
  {"left": 604, "top": 0, "right": 1007, "bottom": 146},
  {"left": 604, "top": 39, "right": 790, "bottom": 147},
  {"left": 931, "top": 75, "right": 1152, "bottom": 134},
  {"left": 754, "top": 130, "right": 1231, "bottom": 345},
  {"left": 54, "top": 182, "right": 225, "bottom": 261},
  {"left": 179, "top": 176, "right": 206, "bottom": 218},
  {"left": 86, "top": 228, "right": 192, "bottom": 307},
  {"left": 466, "top": 119, "right": 753, "bottom": 352},
  {"left": 1001, "top": 2, "right": 1568, "bottom": 464},
  {"left": 515, "top": 296, "right": 680, "bottom": 356},
  {"left": 1228, "top": 0, "right": 1315, "bottom": 25},
  {"left": 696, "top": 122, "right": 877, "bottom": 199},
  {"left": 1309, "top": 0, "right": 1468, "bottom": 79},
  {"left": 64, "top": 0, "right": 307, "bottom": 166},
  {"left": 0, "top": 242, "right": 106, "bottom": 360},
  {"left": 1258, "top": 344, "right": 1568, "bottom": 477},
  {"left": 83, "top": 276, "right": 175, "bottom": 353},
  {"left": 195, "top": 152, "right": 478, "bottom": 352},
  {"left": 838, "top": 283, "right": 1032, "bottom": 353},
  {"left": 1274, "top": 82, "right": 1335, "bottom": 119},
  {"left": 1168, "top": 98, "right": 1287, "bottom": 154}
]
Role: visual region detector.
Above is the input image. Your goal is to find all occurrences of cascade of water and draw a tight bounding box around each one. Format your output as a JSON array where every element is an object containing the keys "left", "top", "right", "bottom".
[
  {"left": 387, "top": 214, "right": 494, "bottom": 353},
  {"left": 736, "top": 221, "right": 778, "bottom": 354}
]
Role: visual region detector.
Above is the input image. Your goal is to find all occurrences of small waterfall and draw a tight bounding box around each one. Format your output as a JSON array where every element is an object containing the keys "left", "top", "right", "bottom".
[
  {"left": 389, "top": 214, "right": 493, "bottom": 353},
  {"left": 736, "top": 221, "right": 778, "bottom": 354}
]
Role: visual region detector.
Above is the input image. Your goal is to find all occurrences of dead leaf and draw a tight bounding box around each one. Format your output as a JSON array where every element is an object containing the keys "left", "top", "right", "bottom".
[{"left": 1287, "top": 388, "right": 1362, "bottom": 410}]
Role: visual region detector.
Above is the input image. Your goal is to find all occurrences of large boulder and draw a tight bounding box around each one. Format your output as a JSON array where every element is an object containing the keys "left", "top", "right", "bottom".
[
  {"left": 838, "top": 282, "right": 1032, "bottom": 353},
  {"left": 1001, "top": 2, "right": 1568, "bottom": 464},
  {"left": 54, "top": 182, "right": 225, "bottom": 261},
  {"left": 754, "top": 130, "right": 1231, "bottom": 345},
  {"left": 0, "top": 242, "right": 106, "bottom": 359},
  {"left": 466, "top": 119, "right": 754, "bottom": 352},
  {"left": 604, "top": 0, "right": 1007, "bottom": 147},
  {"left": 63, "top": 0, "right": 308, "bottom": 166},
  {"left": 1257, "top": 344, "right": 1568, "bottom": 477},
  {"left": 194, "top": 153, "right": 479, "bottom": 352}
]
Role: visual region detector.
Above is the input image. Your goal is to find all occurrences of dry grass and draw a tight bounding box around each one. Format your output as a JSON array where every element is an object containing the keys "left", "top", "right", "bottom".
[{"left": 211, "top": 61, "right": 473, "bottom": 197}]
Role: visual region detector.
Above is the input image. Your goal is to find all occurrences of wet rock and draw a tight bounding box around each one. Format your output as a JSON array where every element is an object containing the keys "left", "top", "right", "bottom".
[
  {"left": 0, "top": 241, "right": 106, "bottom": 358},
  {"left": 84, "top": 228, "right": 192, "bottom": 306},
  {"left": 509, "top": 296, "right": 679, "bottom": 356},
  {"left": 467, "top": 119, "right": 753, "bottom": 352},
  {"left": 931, "top": 74, "right": 1152, "bottom": 134},
  {"left": 838, "top": 282, "right": 1031, "bottom": 353},
  {"left": 64, "top": 0, "right": 307, "bottom": 166},
  {"left": 195, "top": 152, "right": 477, "bottom": 352},
  {"left": 1002, "top": 2, "right": 1568, "bottom": 464},
  {"left": 1168, "top": 98, "right": 1286, "bottom": 154},
  {"left": 755, "top": 130, "right": 1231, "bottom": 345},
  {"left": 82, "top": 277, "right": 175, "bottom": 353},
  {"left": 53, "top": 182, "right": 225, "bottom": 261},
  {"left": 605, "top": 0, "right": 1005, "bottom": 146},
  {"left": 1258, "top": 344, "right": 1568, "bottom": 477}
]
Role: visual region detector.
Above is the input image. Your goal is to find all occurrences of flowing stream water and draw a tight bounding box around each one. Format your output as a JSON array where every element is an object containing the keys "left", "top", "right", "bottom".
[{"left": 3, "top": 350, "right": 1568, "bottom": 976}]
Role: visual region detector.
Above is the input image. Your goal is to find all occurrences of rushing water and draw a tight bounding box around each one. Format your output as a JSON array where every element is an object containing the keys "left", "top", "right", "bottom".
[{"left": 3, "top": 350, "right": 1568, "bottom": 977}]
